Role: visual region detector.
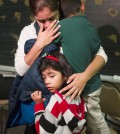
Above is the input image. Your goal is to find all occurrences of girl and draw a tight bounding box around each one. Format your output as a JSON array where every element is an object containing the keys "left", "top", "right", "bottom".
[{"left": 31, "top": 52, "right": 86, "bottom": 134}]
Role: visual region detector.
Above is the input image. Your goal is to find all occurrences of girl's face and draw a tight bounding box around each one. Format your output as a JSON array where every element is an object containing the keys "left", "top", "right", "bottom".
[{"left": 42, "top": 67, "right": 66, "bottom": 93}]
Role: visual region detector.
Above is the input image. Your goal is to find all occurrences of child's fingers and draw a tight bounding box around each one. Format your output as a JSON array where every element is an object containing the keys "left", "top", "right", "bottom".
[
  {"left": 42, "top": 98, "right": 46, "bottom": 102},
  {"left": 38, "top": 91, "right": 42, "bottom": 96},
  {"left": 31, "top": 90, "right": 40, "bottom": 96},
  {"left": 31, "top": 92, "right": 35, "bottom": 98}
]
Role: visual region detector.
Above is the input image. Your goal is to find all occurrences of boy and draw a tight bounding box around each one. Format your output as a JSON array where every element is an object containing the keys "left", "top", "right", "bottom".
[{"left": 52, "top": 0, "right": 110, "bottom": 134}]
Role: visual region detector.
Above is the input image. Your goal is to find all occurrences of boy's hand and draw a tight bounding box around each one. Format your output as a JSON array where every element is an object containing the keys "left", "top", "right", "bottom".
[
  {"left": 31, "top": 90, "right": 45, "bottom": 104},
  {"left": 60, "top": 72, "right": 88, "bottom": 102}
]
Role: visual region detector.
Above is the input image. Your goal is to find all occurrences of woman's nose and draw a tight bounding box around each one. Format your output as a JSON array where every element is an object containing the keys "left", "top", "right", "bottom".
[{"left": 43, "top": 21, "right": 51, "bottom": 29}]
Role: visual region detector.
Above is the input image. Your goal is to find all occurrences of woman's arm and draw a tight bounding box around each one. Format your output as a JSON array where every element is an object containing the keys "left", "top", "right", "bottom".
[{"left": 15, "top": 20, "right": 60, "bottom": 76}]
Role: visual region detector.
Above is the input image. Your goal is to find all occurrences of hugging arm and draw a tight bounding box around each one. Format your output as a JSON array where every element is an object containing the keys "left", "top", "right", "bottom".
[{"left": 60, "top": 46, "right": 108, "bottom": 101}]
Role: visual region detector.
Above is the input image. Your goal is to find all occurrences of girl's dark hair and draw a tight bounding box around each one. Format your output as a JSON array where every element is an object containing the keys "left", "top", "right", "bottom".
[
  {"left": 29, "top": 0, "right": 59, "bottom": 16},
  {"left": 59, "top": 0, "right": 81, "bottom": 18},
  {"left": 39, "top": 52, "right": 73, "bottom": 78}
]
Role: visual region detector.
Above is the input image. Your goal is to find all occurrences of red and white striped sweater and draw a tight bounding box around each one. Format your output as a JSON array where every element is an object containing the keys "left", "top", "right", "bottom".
[{"left": 34, "top": 91, "right": 86, "bottom": 134}]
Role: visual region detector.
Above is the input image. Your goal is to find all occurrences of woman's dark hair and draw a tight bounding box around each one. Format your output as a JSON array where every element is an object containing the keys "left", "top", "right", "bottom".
[
  {"left": 29, "top": 0, "right": 59, "bottom": 16},
  {"left": 39, "top": 52, "right": 73, "bottom": 78},
  {"left": 59, "top": 0, "right": 81, "bottom": 18}
]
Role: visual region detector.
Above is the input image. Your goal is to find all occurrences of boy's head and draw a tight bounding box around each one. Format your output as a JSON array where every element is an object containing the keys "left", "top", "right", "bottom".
[
  {"left": 59, "top": 0, "right": 82, "bottom": 18},
  {"left": 39, "top": 52, "right": 73, "bottom": 92}
]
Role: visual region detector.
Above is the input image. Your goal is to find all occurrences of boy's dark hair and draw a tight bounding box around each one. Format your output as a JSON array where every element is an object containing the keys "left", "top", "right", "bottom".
[
  {"left": 29, "top": 0, "right": 59, "bottom": 16},
  {"left": 59, "top": 0, "right": 81, "bottom": 18},
  {"left": 39, "top": 52, "right": 73, "bottom": 78}
]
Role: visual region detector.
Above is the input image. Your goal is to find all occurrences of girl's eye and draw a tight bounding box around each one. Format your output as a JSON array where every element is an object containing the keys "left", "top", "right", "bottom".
[
  {"left": 42, "top": 76, "right": 46, "bottom": 80},
  {"left": 50, "top": 75, "right": 54, "bottom": 78}
]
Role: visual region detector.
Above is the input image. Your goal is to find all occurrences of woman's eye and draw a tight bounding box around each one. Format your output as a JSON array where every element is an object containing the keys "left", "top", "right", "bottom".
[{"left": 48, "top": 16, "right": 55, "bottom": 21}]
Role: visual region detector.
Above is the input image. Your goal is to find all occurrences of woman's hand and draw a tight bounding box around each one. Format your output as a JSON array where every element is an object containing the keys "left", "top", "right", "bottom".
[
  {"left": 35, "top": 20, "right": 61, "bottom": 49},
  {"left": 31, "top": 90, "right": 45, "bottom": 104},
  {"left": 60, "top": 72, "right": 89, "bottom": 102}
]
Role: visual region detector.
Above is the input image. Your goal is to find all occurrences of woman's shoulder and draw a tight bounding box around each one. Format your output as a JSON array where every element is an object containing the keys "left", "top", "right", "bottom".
[
  {"left": 20, "top": 21, "right": 37, "bottom": 39},
  {"left": 22, "top": 22, "right": 35, "bottom": 32}
]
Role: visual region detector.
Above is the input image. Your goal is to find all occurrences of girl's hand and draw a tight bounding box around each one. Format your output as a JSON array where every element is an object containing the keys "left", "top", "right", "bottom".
[
  {"left": 31, "top": 90, "right": 45, "bottom": 104},
  {"left": 36, "top": 20, "right": 61, "bottom": 49},
  {"left": 60, "top": 72, "right": 88, "bottom": 102}
]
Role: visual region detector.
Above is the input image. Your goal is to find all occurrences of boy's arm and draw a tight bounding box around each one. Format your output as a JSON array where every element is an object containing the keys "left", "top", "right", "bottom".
[
  {"left": 96, "top": 45, "right": 108, "bottom": 63},
  {"left": 60, "top": 46, "right": 107, "bottom": 101}
]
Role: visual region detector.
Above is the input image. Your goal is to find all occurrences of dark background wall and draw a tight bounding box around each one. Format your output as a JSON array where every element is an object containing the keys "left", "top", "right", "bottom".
[
  {"left": 0, "top": 0, "right": 120, "bottom": 99},
  {"left": 0, "top": 0, "right": 32, "bottom": 99},
  {"left": 85, "top": 0, "right": 120, "bottom": 75},
  {"left": 0, "top": 0, "right": 32, "bottom": 66},
  {"left": 0, "top": 74, "right": 14, "bottom": 99}
]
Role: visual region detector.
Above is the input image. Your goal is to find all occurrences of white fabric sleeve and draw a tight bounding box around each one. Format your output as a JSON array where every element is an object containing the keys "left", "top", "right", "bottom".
[
  {"left": 14, "top": 22, "right": 36, "bottom": 76},
  {"left": 96, "top": 45, "right": 108, "bottom": 64}
]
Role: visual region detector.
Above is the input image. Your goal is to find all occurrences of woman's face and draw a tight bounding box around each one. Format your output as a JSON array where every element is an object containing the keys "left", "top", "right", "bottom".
[
  {"left": 35, "top": 7, "right": 59, "bottom": 29},
  {"left": 42, "top": 67, "right": 66, "bottom": 93}
]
